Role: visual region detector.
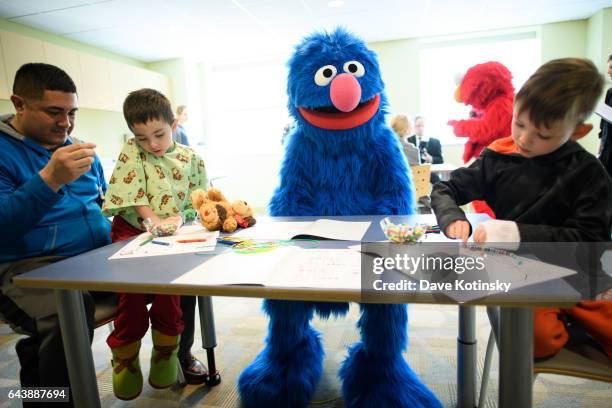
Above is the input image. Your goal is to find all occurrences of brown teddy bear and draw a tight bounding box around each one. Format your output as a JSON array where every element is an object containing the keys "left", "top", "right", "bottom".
[
  {"left": 232, "top": 200, "right": 256, "bottom": 228},
  {"left": 197, "top": 200, "right": 231, "bottom": 232},
  {"left": 190, "top": 188, "right": 257, "bottom": 233}
]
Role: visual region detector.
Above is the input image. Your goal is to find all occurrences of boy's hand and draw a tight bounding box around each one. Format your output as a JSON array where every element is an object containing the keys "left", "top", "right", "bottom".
[
  {"left": 39, "top": 143, "right": 97, "bottom": 192},
  {"left": 446, "top": 220, "right": 471, "bottom": 243},
  {"left": 473, "top": 219, "right": 520, "bottom": 250},
  {"left": 474, "top": 224, "right": 487, "bottom": 244}
]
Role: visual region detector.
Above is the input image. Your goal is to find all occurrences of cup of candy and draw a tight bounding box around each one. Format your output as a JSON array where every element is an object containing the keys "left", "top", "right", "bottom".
[
  {"left": 143, "top": 216, "right": 183, "bottom": 237},
  {"left": 380, "top": 217, "right": 425, "bottom": 243}
]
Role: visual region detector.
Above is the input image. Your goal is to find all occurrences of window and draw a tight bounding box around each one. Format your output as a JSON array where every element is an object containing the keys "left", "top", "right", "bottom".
[
  {"left": 419, "top": 32, "right": 541, "bottom": 144},
  {"left": 206, "top": 58, "right": 290, "bottom": 155}
]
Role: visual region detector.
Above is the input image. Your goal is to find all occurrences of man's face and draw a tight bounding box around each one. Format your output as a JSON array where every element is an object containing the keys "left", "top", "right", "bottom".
[
  {"left": 131, "top": 118, "right": 175, "bottom": 157},
  {"left": 607, "top": 60, "right": 612, "bottom": 80},
  {"left": 511, "top": 103, "right": 575, "bottom": 158},
  {"left": 414, "top": 118, "right": 424, "bottom": 137},
  {"left": 13, "top": 90, "right": 78, "bottom": 149}
]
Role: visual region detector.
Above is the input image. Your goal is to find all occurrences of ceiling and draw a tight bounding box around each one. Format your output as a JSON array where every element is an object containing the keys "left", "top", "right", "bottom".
[{"left": 0, "top": 0, "right": 610, "bottom": 63}]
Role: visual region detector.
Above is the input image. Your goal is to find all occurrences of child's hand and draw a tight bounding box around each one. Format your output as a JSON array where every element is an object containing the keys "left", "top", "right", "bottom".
[
  {"left": 473, "top": 219, "right": 520, "bottom": 250},
  {"left": 446, "top": 220, "right": 471, "bottom": 243},
  {"left": 474, "top": 225, "right": 487, "bottom": 244},
  {"left": 144, "top": 216, "right": 183, "bottom": 236}
]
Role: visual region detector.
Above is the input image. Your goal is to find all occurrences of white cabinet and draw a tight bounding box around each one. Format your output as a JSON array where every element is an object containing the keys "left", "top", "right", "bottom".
[
  {"left": 78, "top": 52, "right": 114, "bottom": 111},
  {"left": 0, "top": 39, "right": 9, "bottom": 99},
  {"left": 0, "top": 29, "right": 169, "bottom": 111},
  {"left": 43, "top": 42, "right": 83, "bottom": 95},
  {"left": 0, "top": 30, "right": 45, "bottom": 91},
  {"left": 110, "top": 62, "right": 171, "bottom": 111}
]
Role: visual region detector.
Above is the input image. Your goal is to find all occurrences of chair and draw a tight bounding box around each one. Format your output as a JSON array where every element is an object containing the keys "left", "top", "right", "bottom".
[
  {"left": 533, "top": 333, "right": 612, "bottom": 383},
  {"left": 478, "top": 307, "right": 612, "bottom": 407},
  {"left": 410, "top": 164, "right": 432, "bottom": 213}
]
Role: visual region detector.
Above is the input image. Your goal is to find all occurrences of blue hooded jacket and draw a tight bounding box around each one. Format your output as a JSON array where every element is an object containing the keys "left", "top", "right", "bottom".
[{"left": 0, "top": 114, "right": 111, "bottom": 263}]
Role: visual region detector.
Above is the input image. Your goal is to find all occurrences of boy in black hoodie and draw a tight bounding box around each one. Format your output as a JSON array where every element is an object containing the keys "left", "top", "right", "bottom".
[{"left": 431, "top": 58, "right": 612, "bottom": 358}]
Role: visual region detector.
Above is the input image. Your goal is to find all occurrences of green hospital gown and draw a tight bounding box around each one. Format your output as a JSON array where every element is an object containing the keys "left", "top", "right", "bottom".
[{"left": 103, "top": 139, "right": 208, "bottom": 230}]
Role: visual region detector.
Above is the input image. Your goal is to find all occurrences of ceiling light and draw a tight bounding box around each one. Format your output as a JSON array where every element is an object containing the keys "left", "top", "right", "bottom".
[{"left": 328, "top": 0, "right": 345, "bottom": 8}]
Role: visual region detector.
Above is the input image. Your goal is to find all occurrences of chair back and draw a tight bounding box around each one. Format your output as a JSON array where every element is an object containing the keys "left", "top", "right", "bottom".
[{"left": 410, "top": 164, "right": 431, "bottom": 199}]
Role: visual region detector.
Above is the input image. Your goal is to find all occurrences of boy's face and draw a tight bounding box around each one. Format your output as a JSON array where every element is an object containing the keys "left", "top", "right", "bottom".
[
  {"left": 511, "top": 103, "right": 576, "bottom": 158},
  {"left": 131, "top": 118, "right": 175, "bottom": 157},
  {"left": 607, "top": 59, "right": 612, "bottom": 80}
]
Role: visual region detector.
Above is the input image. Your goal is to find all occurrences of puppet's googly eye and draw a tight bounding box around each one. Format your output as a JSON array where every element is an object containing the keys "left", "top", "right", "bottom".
[
  {"left": 343, "top": 61, "right": 365, "bottom": 77},
  {"left": 314, "top": 65, "right": 337, "bottom": 86}
]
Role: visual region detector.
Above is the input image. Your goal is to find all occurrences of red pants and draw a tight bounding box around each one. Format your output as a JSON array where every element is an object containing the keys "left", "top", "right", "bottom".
[
  {"left": 534, "top": 302, "right": 612, "bottom": 359},
  {"left": 106, "top": 216, "right": 184, "bottom": 349}
]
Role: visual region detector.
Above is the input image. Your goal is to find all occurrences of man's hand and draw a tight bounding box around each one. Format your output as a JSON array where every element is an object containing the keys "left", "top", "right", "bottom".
[
  {"left": 39, "top": 143, "right": 97, "bottom": 192},
  {"left": 446, "top": 220, "right": 470, "bottom": 243}
]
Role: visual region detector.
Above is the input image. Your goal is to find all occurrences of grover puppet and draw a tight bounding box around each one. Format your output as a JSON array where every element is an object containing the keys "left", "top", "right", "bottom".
[{"left": 238, "top": 28, "right": 442, "bottom": 408}]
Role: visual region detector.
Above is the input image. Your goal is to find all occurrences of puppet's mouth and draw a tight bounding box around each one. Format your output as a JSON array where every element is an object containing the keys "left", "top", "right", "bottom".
[{"left": 298, "top": 94, "right": 380, "bottom": 130}]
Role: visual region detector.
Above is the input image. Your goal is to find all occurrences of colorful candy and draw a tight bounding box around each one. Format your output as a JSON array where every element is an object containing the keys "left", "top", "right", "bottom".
[
  {"left": 143, "top": 217, "right": 182, "bottom": 237},
  {"left": 383, "top": 222, "right": 426, "bottom": 243}
]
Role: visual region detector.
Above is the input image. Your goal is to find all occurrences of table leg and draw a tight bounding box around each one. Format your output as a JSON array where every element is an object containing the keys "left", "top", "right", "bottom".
[
  {"left": 55, "top": 289, "right": 100, "bottom": 408},
  {"left": 499, "top": 307, "right": 533, "bottom": 408},
  {"left": 457, "top": 305, "right": 477, "bottom": 408},
  {"left": 197, "top": 296, "right": 221, "bottom": 385}
]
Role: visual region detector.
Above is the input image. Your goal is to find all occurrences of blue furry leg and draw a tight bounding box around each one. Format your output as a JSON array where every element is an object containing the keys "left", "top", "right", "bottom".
[
  {"left": 314, "top": 301, "right": 350, "bottom": 320},
  {"left": 238, "top": 299, "right": 323, "bottom": 408},
  {"left": 340, "top": 304, "right": 442, "bottom": 408}
]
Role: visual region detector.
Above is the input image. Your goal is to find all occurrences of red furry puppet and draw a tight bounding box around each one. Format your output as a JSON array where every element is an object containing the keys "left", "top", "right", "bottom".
[{"left": 448, "top": 61, "right": 515, "bottom": 217}]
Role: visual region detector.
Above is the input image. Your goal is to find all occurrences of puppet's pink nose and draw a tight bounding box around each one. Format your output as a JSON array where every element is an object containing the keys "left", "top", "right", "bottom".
[{"left": 330, "top": 73, "right": 361, "bottom": 112}]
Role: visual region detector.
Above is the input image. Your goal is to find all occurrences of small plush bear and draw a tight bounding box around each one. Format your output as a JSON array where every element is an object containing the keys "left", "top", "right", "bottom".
[
  {"left": 190, "top": 188, "right": 258, "bottom": 233},
  {"left": 232, "top": 200, "right": 256, "bottom": 228}
]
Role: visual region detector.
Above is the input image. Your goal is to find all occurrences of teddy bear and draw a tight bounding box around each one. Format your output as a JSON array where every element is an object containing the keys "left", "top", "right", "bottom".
[
  {"left": 197, "top": 200, "right": 233, "bottom": 232},
  {"left": 190, "top": 188, "right": 256, "bottom": 233},
  {"left": 231, "top": 200, "right": 256, "bottom": 228}
]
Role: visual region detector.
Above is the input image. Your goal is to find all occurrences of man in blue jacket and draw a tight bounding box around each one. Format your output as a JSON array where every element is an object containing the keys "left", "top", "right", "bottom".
[{"left": 0, "top": 63, "right": 111, "bottom": 406}]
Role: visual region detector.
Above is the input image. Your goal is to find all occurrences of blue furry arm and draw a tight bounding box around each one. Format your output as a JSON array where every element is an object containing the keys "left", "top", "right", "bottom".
[
  {"left": 370, "top": 143, "right": 417, "bottom": 215},
  {"left": 269, "top": 181, "right": 316, "bottom": 216}
]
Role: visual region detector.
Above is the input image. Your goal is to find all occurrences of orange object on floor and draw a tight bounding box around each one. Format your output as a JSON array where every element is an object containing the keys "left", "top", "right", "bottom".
[{"left": 534, "top": 302, "right": 612, "bottom": 359}]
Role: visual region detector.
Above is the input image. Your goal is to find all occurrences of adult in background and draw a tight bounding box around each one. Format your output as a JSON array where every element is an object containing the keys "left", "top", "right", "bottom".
[
  {"left": 173, "top": 105, "right": 190, "bottom": 146},
  {"left": 390, "top": 114, "right": 420, "bottom": 165},
  {"left": 408, "top": 115, "right": 444, "bottom": 182},
  {"left": 598, "top": 54, "right": 612, "bottom": 178},
  {"left": 0, "top": 63, "right": 111, "bottom": 407}
]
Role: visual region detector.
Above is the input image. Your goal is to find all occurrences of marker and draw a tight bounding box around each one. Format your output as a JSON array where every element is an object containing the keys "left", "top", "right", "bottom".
[
  {"left": 177, "top": 238, "right": 207, "bottom": 243},
  {"left": 139, "top": 236, "right": 154, "bottom": 246},
  {"left": 151, "top": 240, "right": 170, "bottom": 246}
]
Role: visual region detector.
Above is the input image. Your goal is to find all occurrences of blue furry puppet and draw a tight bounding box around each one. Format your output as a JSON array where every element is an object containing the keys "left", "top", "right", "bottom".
[{"left": 238, "top": 28, "right": 442, "bottom": 408}]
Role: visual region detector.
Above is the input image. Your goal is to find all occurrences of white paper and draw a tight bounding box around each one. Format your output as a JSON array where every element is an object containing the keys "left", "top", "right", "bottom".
[
  {"left": 172, "top": 246, "right": 293, "bottom": 285},
  {"left": 109, "top": 226, "right": 219, "bottom": 259},
  {"left": 595, "top": 102, "right": 612, "bottom": 124},
  {"left": 266, "top": 248, "right": 362, "bottom": 289},
  {"left": 232, "top": 221, "right": 310, "bottom": 240},
  {"left": 232, "top": 219, "right": 370, "bottom": 242},
  {"left": 444, "top": 247, "right": 577, "bottom": 302},
  {"left": 175, "top": 246, "right": 362, "bottom": 289}
]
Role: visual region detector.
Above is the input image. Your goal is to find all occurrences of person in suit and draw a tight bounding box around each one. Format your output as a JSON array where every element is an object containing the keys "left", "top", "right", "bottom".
[
  {"left": 407, "top": 115, "right": 444, "bottom": 182},
  {"left": 598, "top": 54, "right": 612, "bottom": 178}
]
